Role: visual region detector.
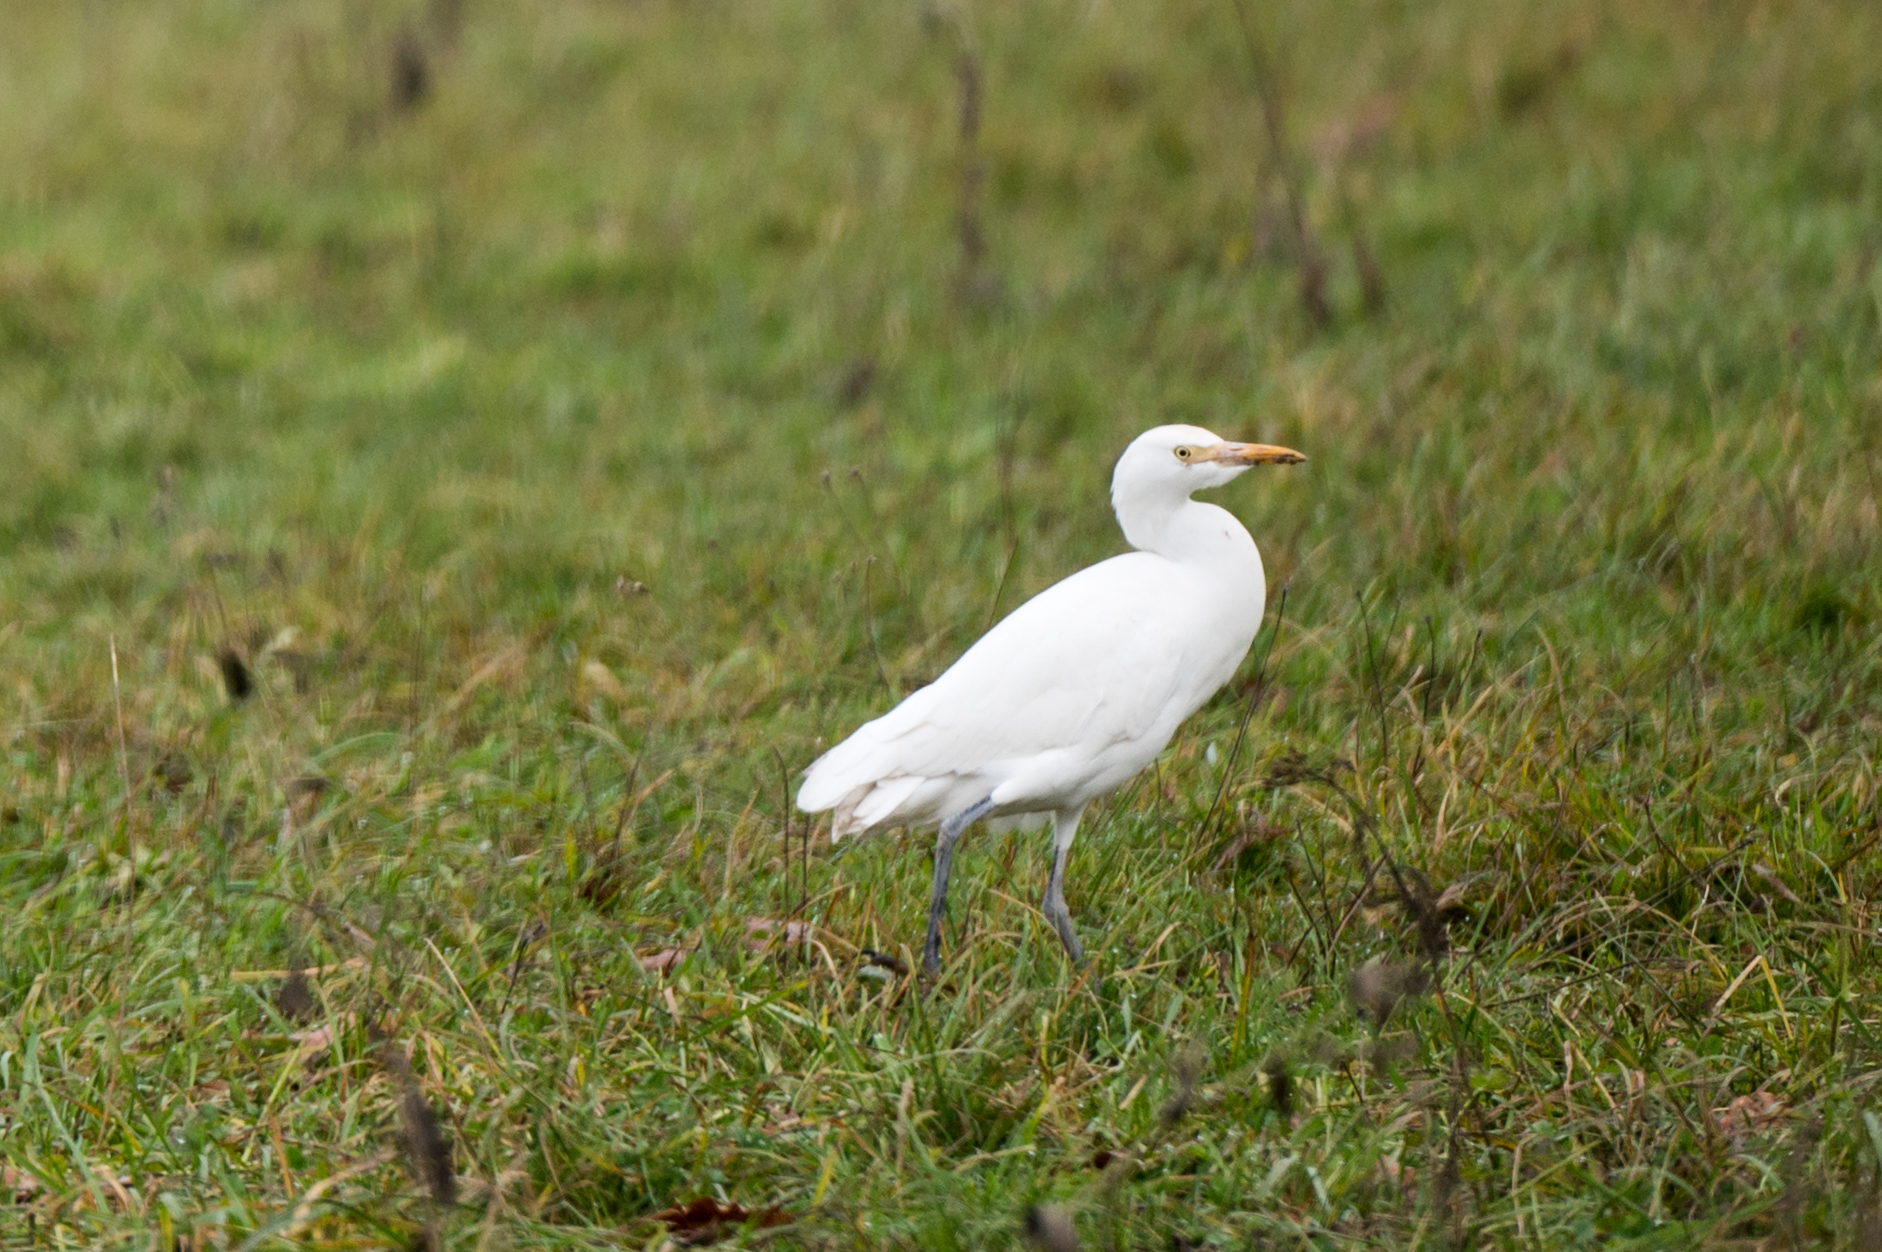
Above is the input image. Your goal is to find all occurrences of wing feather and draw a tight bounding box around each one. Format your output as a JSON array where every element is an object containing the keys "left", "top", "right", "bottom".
[{"left": 799, "top": 552, "right": 1228, "bottom": 824}]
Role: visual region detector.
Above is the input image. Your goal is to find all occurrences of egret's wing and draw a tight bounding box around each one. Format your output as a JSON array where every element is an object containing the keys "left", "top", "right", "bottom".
[{"left": 799, "top": 554, "right": 1207, "bottom": 814}]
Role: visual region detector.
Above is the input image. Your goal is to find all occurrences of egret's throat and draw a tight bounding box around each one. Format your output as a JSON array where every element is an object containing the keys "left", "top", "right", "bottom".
[{"left": 1113, "top": 485, "right": 1248, "bottom": 566}]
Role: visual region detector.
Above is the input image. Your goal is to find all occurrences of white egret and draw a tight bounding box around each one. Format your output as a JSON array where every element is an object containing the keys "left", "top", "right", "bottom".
[{"left": 797, "top": 425, "right": 1304, "bottom": 973}]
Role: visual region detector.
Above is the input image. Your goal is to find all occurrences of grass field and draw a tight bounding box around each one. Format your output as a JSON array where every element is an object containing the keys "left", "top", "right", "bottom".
[{"left": 3, "top": 0, "right": 1881, "bottom": 1246}]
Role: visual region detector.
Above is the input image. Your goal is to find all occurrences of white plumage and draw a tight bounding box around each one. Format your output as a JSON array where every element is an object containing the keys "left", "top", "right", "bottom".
[{"left": 798, "top": 424, "right": 1304, "bottom": 972}]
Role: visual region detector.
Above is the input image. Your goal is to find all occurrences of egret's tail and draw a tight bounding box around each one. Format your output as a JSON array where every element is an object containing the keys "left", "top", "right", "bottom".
[
  {"left": 801, "top": 765, "right": 1032, "bottom": 840},
  {"left": 835, "top": 776, "right": 927, "bottom": 840},
  {"left": 797, "top": 747, "right": 924, "bottom": 839},
  {"left": 797, "top": 684, "right": 968, "bottom": 839}
]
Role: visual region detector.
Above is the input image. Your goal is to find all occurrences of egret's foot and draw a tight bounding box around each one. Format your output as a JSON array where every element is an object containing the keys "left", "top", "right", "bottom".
[{"left": 921, "top": 929, "right": 944, "bottom": 977}]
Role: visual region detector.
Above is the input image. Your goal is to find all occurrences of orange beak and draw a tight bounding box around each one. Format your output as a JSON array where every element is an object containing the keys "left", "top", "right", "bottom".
[{"left": 1202, "top": 441, "right": 1307, "bottom": 466}]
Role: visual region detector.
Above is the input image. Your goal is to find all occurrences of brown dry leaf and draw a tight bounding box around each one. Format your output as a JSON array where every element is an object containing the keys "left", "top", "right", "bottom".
[
  {"left": 288, "top": 1012, "right": 356, "bottom": 1059},
  {"left": 1432, "top": 881, "right": 1472, "bottom": 917},
  {"left": 744, "top": 918, "right": 814, "bottom": 948},
  {"left": 651, "top": 1196, "right": 792, "bottom": 1245},
  {"left": 3, "top": 1165, "right": 41, "bottom": 1203},
  {"left": 1348, "top": 959, "right": 1431, "bottom": 1028},
  {"left": 638, "top": 948, "right": 691, "bottom": 975},
  {"left": 1714, "top": 1091, "right": 1788, "bottom": 1141},
  {"left": 101, "top": 1172, "right": 135, "bottom": 1210}
]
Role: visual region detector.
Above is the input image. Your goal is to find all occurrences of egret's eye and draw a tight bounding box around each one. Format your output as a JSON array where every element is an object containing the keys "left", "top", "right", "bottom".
[{"left": 1174, "top": 446, "right": 1193, "bottom": 461}]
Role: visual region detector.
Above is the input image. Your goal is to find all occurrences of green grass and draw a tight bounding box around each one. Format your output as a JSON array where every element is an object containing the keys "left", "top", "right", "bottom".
[{"left": 2, "top": 0, "right": 1880, "bottom": 1246}]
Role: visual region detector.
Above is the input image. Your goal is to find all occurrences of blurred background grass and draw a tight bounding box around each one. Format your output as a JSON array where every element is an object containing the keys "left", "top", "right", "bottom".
[{"left": 1, "top": 0, "right": 1880, "bottom": 1247}]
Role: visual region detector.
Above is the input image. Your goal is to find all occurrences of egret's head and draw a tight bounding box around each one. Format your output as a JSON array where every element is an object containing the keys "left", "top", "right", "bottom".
[{"left": 1113, "top": 424, "right": 1306, "bottom": 499}]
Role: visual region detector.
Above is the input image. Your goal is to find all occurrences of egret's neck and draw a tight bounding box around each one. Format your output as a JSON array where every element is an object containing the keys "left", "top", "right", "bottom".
[{"left": 1114, "top": 485, "right": 1263, "bottom": 584}]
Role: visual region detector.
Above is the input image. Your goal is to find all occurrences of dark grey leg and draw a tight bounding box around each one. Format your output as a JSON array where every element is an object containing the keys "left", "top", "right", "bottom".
[
  {"left": 924, "top": 796, "right": 994, "bottom": 975},
  {"left": 1042, "top": 805, "right": 1087, "bottom": 964}
]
